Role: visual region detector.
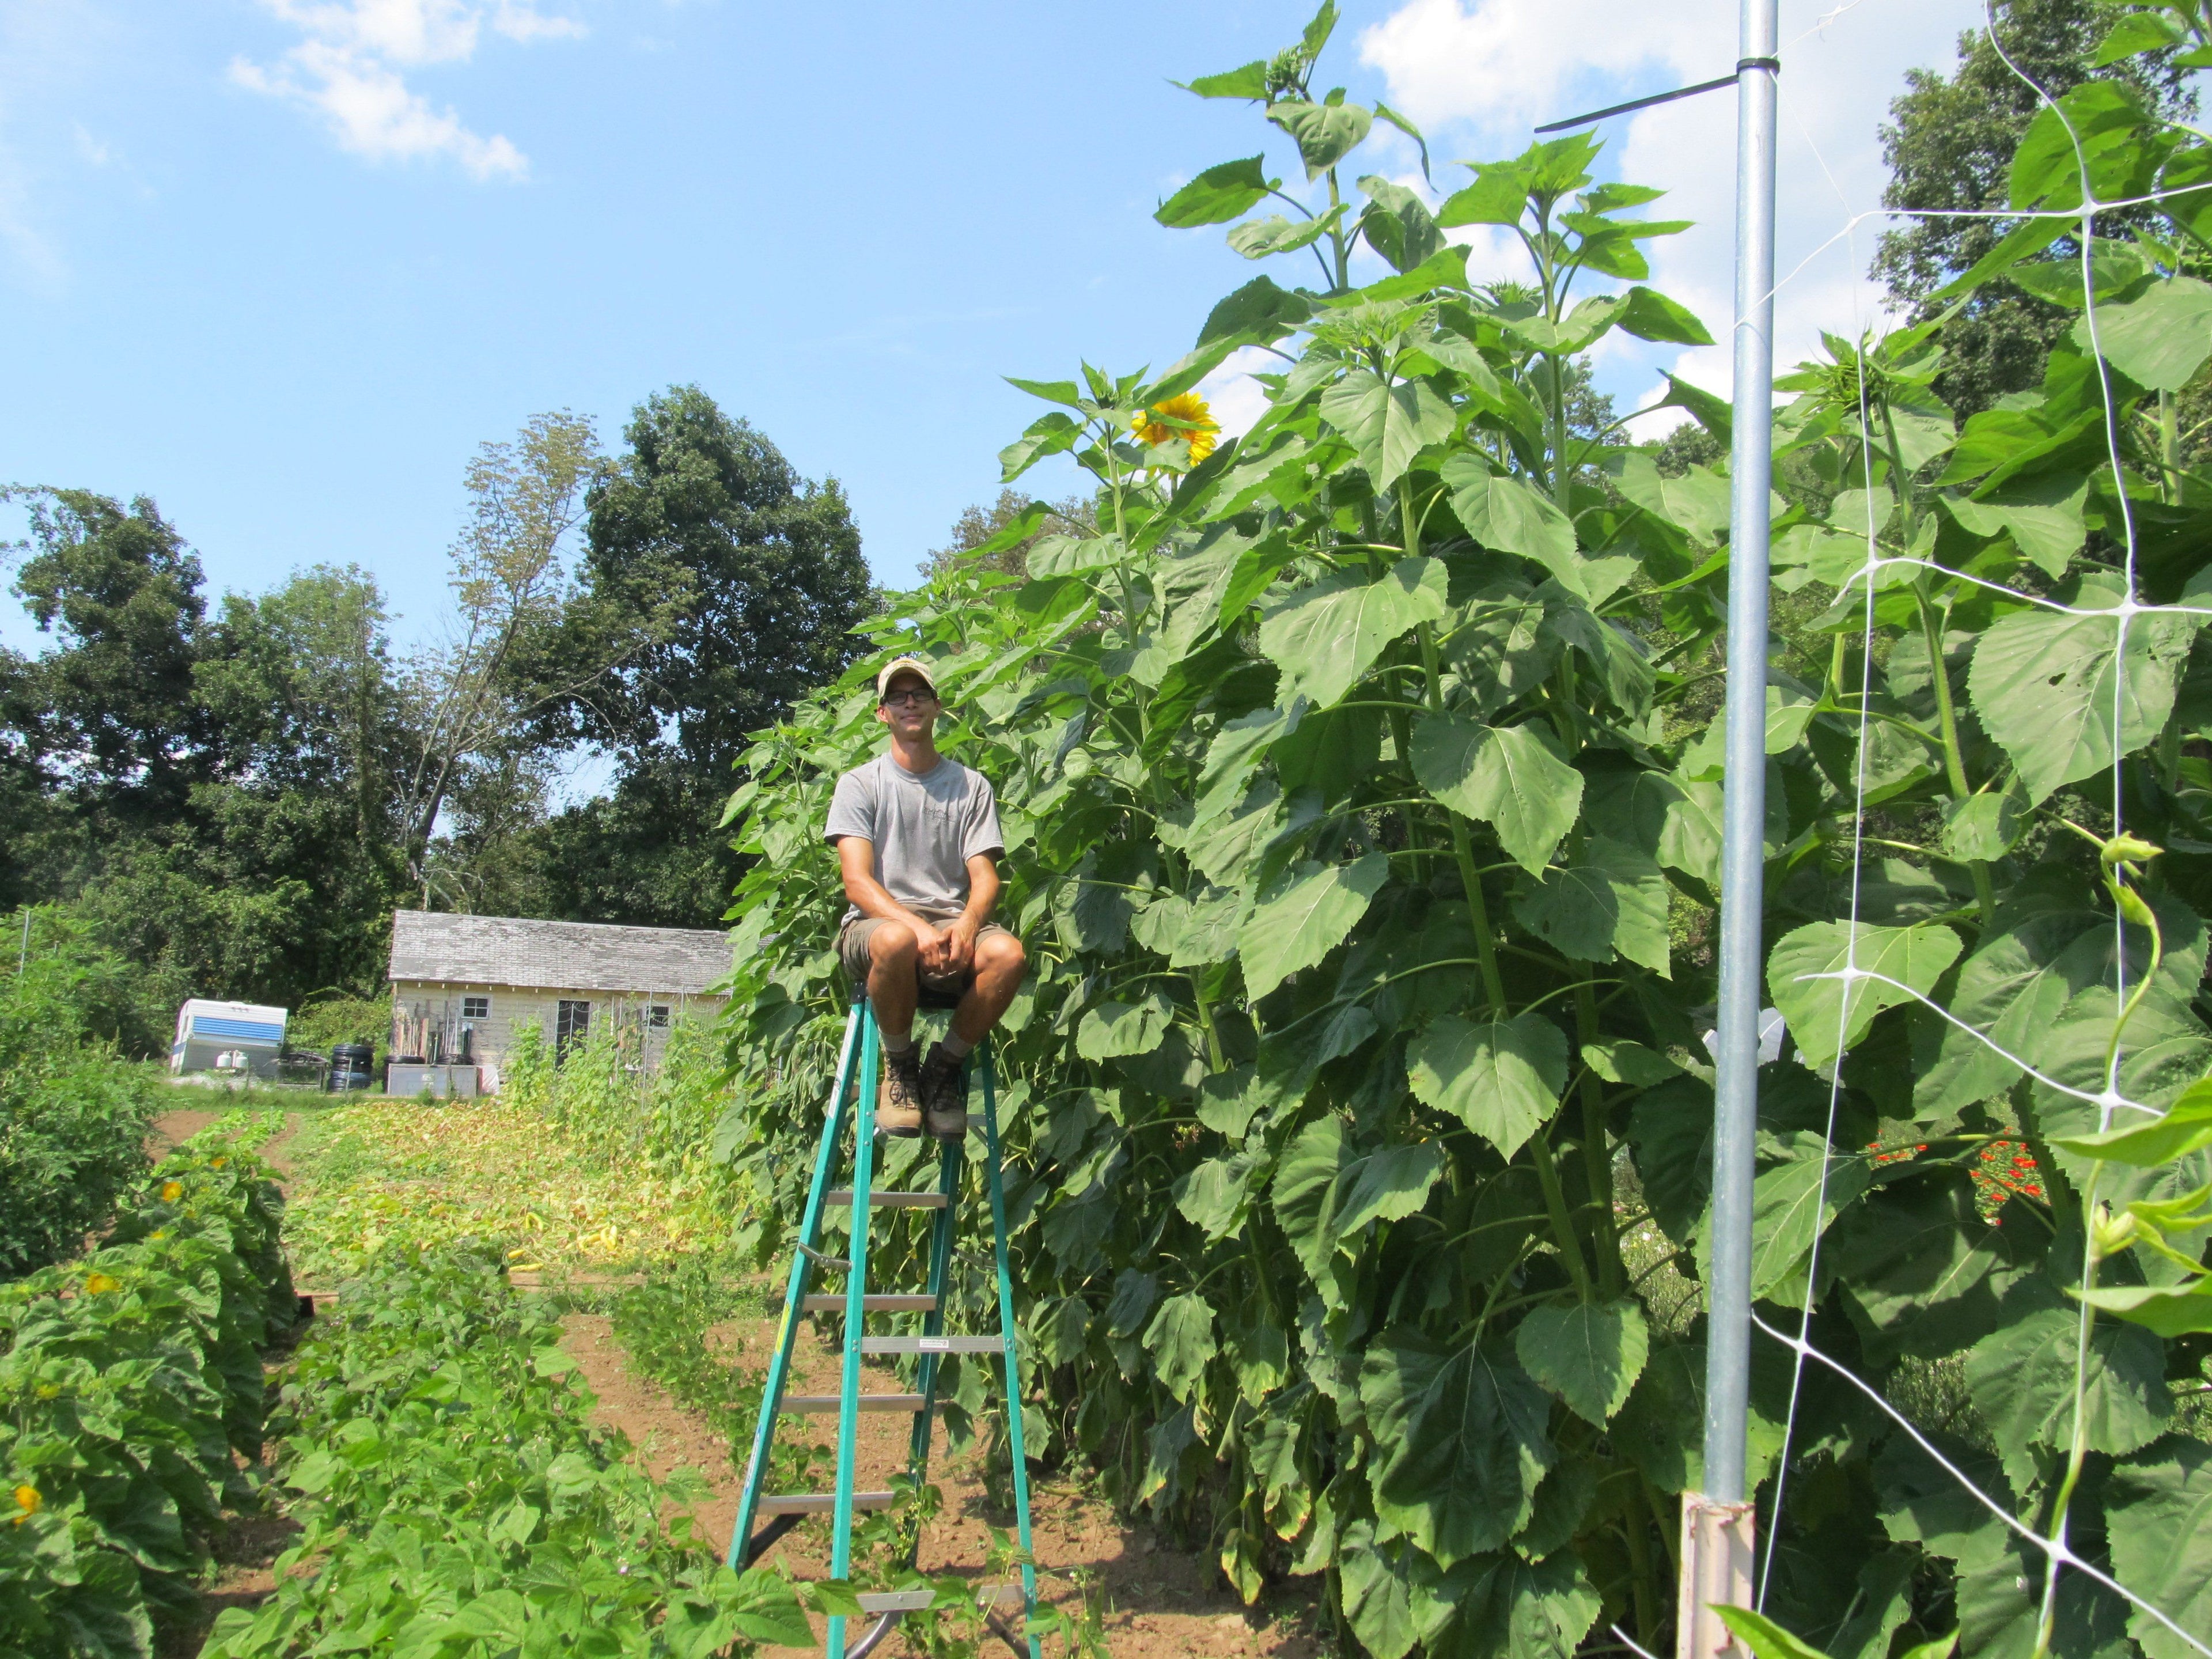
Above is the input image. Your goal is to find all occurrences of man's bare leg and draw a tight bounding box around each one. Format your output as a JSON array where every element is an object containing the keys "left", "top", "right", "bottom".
[
  {"left": 951, "top": 931, "right": 1027, "bottom": 1047},
  {"left": 866, "top": 921, "right": 922, "bottom": 1046}
]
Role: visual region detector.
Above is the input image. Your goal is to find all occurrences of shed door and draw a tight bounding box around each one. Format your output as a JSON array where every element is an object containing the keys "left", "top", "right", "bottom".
[{"left": 555, "top": 999, "right": 591, "bottom": 1061}]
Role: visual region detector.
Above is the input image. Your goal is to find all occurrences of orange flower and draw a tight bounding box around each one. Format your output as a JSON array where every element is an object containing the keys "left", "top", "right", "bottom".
[
  {"left": 10, "top": 1485, "right": 39, "bottom": 1523},
  {"left": 160, "top": 1180, "right": 183, "bottom": 1203},
  {"left": 1131, "top": 393, "right": 1220, "bottom": 464}
]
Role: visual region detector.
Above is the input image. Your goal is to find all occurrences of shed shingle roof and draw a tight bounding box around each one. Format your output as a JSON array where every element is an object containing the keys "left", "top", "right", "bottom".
[{"left": 387, "top": 911, "right": 733, "bottom": 997}]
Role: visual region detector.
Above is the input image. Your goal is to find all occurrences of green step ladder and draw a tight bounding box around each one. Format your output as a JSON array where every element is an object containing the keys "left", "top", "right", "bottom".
[{"left": 727, "top": 995, "right": 1040, "bottom": 1659}]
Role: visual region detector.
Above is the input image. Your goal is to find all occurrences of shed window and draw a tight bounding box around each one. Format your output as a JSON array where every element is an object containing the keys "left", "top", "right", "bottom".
[
  {"left": 555, "top": 999, "right": 591, "bottom": 1060},
  {"left": 463, "top": 996, "right": 490, "bottom": 1020},
  {"left": 648, "top": 1005, "right": 671, "bottom": 1029}
]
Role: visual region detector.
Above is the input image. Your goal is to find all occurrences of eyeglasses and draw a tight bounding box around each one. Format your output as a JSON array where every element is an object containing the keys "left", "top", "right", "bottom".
[{"left": 882, "top": 688, "right": 937, "bottom": 707}]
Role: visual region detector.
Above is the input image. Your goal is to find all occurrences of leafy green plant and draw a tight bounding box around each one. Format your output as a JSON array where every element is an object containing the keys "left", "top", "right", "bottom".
[
  {"left": 200, "top": 1241, "right": 812, "bottom": 1658},
  {"left": 0, "top": 1126, "right": 295, "bottom": 1658},
  {"left": 0, "top": 916, "right": 171, "bottom": 1278},
  {"left": 707, "top": 9, "right": 2212, "bottom": 1657}
]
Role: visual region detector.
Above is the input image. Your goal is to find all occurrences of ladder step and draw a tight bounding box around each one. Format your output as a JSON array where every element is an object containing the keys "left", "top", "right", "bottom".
[
  {"left": 861, "top": 1335, "right": 1005, "bottom": 1355},
  {"left": 801, "top": 1293, "right": 938, "bottom": 1313},
  {"left": 783, "top": 1393, "right": 929, "bottom": 1413},
  {"left": 756, "top": 1491, "right": 897, "bottom": 1515},
  {"left": 827, "top": 1189, "right": 947, "bottom": 1209},
  {"left": 855, "top": 1590, "right": 938, "bottom": 1613}
]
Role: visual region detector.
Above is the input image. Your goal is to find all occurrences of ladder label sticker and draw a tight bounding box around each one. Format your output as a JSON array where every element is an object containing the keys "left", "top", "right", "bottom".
[{"left": 918, "top": 1336, "right": 950, "bottom": 1351}]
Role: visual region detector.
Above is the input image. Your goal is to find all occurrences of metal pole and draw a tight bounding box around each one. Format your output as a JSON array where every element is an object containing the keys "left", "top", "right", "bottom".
[{"left": 1685, "top": 1, "right": 1778, "bottom": 1653}]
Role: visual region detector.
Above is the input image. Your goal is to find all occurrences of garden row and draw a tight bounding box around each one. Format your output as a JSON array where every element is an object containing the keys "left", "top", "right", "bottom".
[{"left": 1, "top": 1119, "right": 295, "bottom": 1658}]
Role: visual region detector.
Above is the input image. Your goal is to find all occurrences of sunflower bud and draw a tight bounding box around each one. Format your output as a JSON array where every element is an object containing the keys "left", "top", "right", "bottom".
[
  {"left": 2101, "top": 832, "right": 2162, "bottom": 869},
  {"left": 2092, "top": 1203, "right": 2137, "bottom": 1257}
]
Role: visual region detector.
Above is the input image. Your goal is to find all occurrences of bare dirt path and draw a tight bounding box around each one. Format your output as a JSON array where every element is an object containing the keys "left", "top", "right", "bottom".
[{"left": 563, "top": 1309, "right": 1324, "bottom": 1659}]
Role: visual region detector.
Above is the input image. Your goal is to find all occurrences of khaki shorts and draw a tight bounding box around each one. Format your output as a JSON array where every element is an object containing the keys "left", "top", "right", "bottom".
[{"left": 839, "top": 916, "right": 1014, "bottom": 996}]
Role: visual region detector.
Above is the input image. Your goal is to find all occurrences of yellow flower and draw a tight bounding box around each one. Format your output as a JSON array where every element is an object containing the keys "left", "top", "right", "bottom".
[
  {"left": 11, "top": 1485, "right": 38, "bottom": 1522},
  {"left": 210, "top": 1157, "right": 228, "bottom": 1170},
  {"left": 1131, "top": 393, "right": 1219, "bottom": 464},
  {"left": 84, "top": 1272, "right": 120, "bottom": 1296},
  {"left": 160, "top": 1181, "right": 183, "bottom": 1203}
]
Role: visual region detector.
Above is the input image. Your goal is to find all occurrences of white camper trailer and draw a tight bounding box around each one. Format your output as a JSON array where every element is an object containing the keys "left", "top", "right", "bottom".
[{"left": 170, "top": 999, "right": 288, "bottom": 1080}]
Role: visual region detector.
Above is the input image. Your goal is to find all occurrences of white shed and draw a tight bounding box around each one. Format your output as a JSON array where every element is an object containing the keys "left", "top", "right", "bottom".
[
  {"left": 170, "top": 999, "right": 289, "bottom": 1079},
  {"left": 385, "top": 911, "right": 732, "bottom": 1094}
]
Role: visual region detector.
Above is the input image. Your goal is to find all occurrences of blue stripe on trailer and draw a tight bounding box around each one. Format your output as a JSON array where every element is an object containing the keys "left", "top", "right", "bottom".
[{"left": 188, "top": 1017, "right": 284, "bottom": 1043}]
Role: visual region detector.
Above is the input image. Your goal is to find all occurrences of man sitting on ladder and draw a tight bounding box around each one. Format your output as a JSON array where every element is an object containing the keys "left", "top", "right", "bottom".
[{"left": 824, "top": 655, "right": 1028, "bottom": 1139}]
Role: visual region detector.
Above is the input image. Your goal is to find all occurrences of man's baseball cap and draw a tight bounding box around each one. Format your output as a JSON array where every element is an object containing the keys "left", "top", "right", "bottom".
[{"left": 876, "top": 656, "right": 940, "bottom": 702}]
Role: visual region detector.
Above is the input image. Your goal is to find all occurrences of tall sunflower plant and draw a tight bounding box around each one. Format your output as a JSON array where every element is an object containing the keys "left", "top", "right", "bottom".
[{"left": 715, "top": 10, "right": 2212, "bottom": 1659}]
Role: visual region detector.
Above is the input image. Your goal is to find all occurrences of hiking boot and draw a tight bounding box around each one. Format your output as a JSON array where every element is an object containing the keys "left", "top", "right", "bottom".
[
  {"left": 877, "top": 1047, "right": 923, "bottom": 1137},
  {"left": 919, "top": 1042, "right": 969, "bottom": 1139}
]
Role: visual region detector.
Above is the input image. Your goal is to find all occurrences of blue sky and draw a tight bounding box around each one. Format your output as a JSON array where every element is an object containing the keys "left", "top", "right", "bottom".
[{"left": 1, "top": 0, "right": 1982, "bottom": 661}]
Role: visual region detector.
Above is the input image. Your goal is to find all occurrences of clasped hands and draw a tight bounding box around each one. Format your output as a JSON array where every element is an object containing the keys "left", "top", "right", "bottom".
[{"left": 910, "top": 916, "right": 977, "bottom": 979}]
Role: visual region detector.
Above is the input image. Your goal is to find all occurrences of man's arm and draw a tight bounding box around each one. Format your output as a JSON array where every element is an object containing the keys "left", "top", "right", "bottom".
[
  {"left": 836, "top": 837, "right": 952, "bottom": 970},
  {"left": 940, "top": 853, "right": 1001, "bottom": 973}
]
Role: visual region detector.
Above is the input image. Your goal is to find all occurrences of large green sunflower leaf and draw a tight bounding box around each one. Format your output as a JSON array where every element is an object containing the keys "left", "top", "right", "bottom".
[
  {"left": 1237, "top": 852, "right": 1390, "bottom": 1001},
  {"left": 1965, "top": 1296, "right": 2171, "bottom": 1493},
  {"left": 1512, "top": 1300, "right": 1649, "bottom": 1426},
  {"left": 1406, "top": 1012, "right": 1568, "bottom": 1160},
  {"left": 1410, "top": 715, "right": 1582, "bottom": 876},
  {"left": 1510, "top": 835, "right": 1670, "bottom": 974},
  {"left": 1142, "top": 1292, "right": 1217, "bottom": 1402},
  {"left": 1431, "top": 1551, "right": 1603, "bottom": 1659},
  {"left": 1155, "top": 156, "right": 1271, "bottom": 227},
  {"left": 1966, "top": 584, "right": 2199, "bottom": 804},
  {"left": 1361, "top": 1332, "right": 1554, "bottom": 1566},
  {"left": 1259, "top": 557, "right": 1449, "bottom": 709},
  {"left": 1320, "top": 370, "right": 1459, "bottom": 490},
  {"left": 1767, "top": 920, "right": 1962, "bottom": 1070},
  {"left": 2107, "top": 1436, "right": 2212, "bottom": 1659}
]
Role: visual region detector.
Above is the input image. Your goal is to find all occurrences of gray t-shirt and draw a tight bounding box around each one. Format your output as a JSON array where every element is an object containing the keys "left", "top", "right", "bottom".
[{"left": 824, "top": 752, "right": 1004, "bottom": 924}]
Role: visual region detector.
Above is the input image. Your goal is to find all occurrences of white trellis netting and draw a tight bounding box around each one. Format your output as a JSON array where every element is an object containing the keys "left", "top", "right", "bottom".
[{"left": 1711, "top": 7, "right": 2212, "bottom": 1657}]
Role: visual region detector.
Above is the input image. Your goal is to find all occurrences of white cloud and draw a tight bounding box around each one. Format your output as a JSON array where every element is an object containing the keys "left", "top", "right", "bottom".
[
  {"left": 1359, "top": 0, "right": 1984, "bottom": 430},
  {"left": 233, "top": 0, "right": 583, "bottom": 181},
  {"left": 1198, "top": 344, "right": 1282, "bottom": 441}
]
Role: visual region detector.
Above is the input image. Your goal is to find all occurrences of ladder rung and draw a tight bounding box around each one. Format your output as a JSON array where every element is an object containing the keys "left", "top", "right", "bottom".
[
  {"left": 860, "top": 1335, "right": 1005, "bottom": 1355},
  {"left": 756, "top": 1491, "right": 897, "bottom": 1515},
  {"left": 855, "top": 1590, "right": 937, "bottom": 1613},
  {"left": 827, "top": 1190, "right": 947, "bottom": 1209},
  {"left": 801, "top": 1294, "right": 938, "bottom": 1313},
  {"left": 783, "top": 1393, "right": 928, "bottom": 1413}
]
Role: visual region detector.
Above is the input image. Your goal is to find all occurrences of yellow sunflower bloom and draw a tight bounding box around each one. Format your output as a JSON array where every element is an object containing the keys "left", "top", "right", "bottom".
[
  {"left": 1131, "top": 393, "right": 1219, "bottom": 465},
  {"left": 160, "top": 1180, "right": 183, "bottom": 1203},
  {"left": 12, "top": 1485, "right": 39, "bottom": 1522},
  {"left": 210, "top": 1157, "right": 228, "bottom": 1170},
  {"left": 84, "top": 1272, "right": 120, "bottom": 1295}
]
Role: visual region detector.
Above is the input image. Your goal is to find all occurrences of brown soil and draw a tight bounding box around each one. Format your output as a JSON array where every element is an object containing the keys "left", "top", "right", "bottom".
[
  {"left": 563, "top": 1311, "right": 1325, "bottom": 1659},
  {"left": 150, "top": 1109, "right": 304, "bottom": 1179}
]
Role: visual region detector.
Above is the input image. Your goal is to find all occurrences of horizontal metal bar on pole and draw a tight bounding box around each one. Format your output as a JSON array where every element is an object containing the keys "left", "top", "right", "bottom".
[
  {"left": 783, "top": 1393, "right": 928, "bottom": 1413},
  {"left": 801, "top": 1294, "right": 938, "bottom": 1313},
  {"left": 859, "top": 1335, "right": 1004, "bottom": 1355},
  {"left": 756, "top": 1491, "right": 896, "bottom": 1515},
  {"left": 1535, "top": 71, "right": 1737, "bottom": 132},
  {"left": 798, "top": 1243, "right": 851, "bottom": 1270},
  {"left": 827, "top": 1190, "right": 947, "bottom": 1209}
]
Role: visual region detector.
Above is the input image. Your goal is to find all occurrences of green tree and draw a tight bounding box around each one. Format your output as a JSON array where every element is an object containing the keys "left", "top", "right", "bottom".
[
  {"left": 543, "top": 385, "right": 870, "bottom": 927},
  {"left": 923, "top": 487, "right": 1096, "bottom": 584},
  {"left": 1874, "top": 0, "right": 2194, "bottom": 414},
  {"left": 2, "top": 489, "right": 208, "bottom": 817}
]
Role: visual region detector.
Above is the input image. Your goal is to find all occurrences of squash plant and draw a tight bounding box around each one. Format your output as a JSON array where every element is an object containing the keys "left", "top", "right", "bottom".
[{"left": 715, "top": 9, "right": 2212, "bottom": 1656}]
